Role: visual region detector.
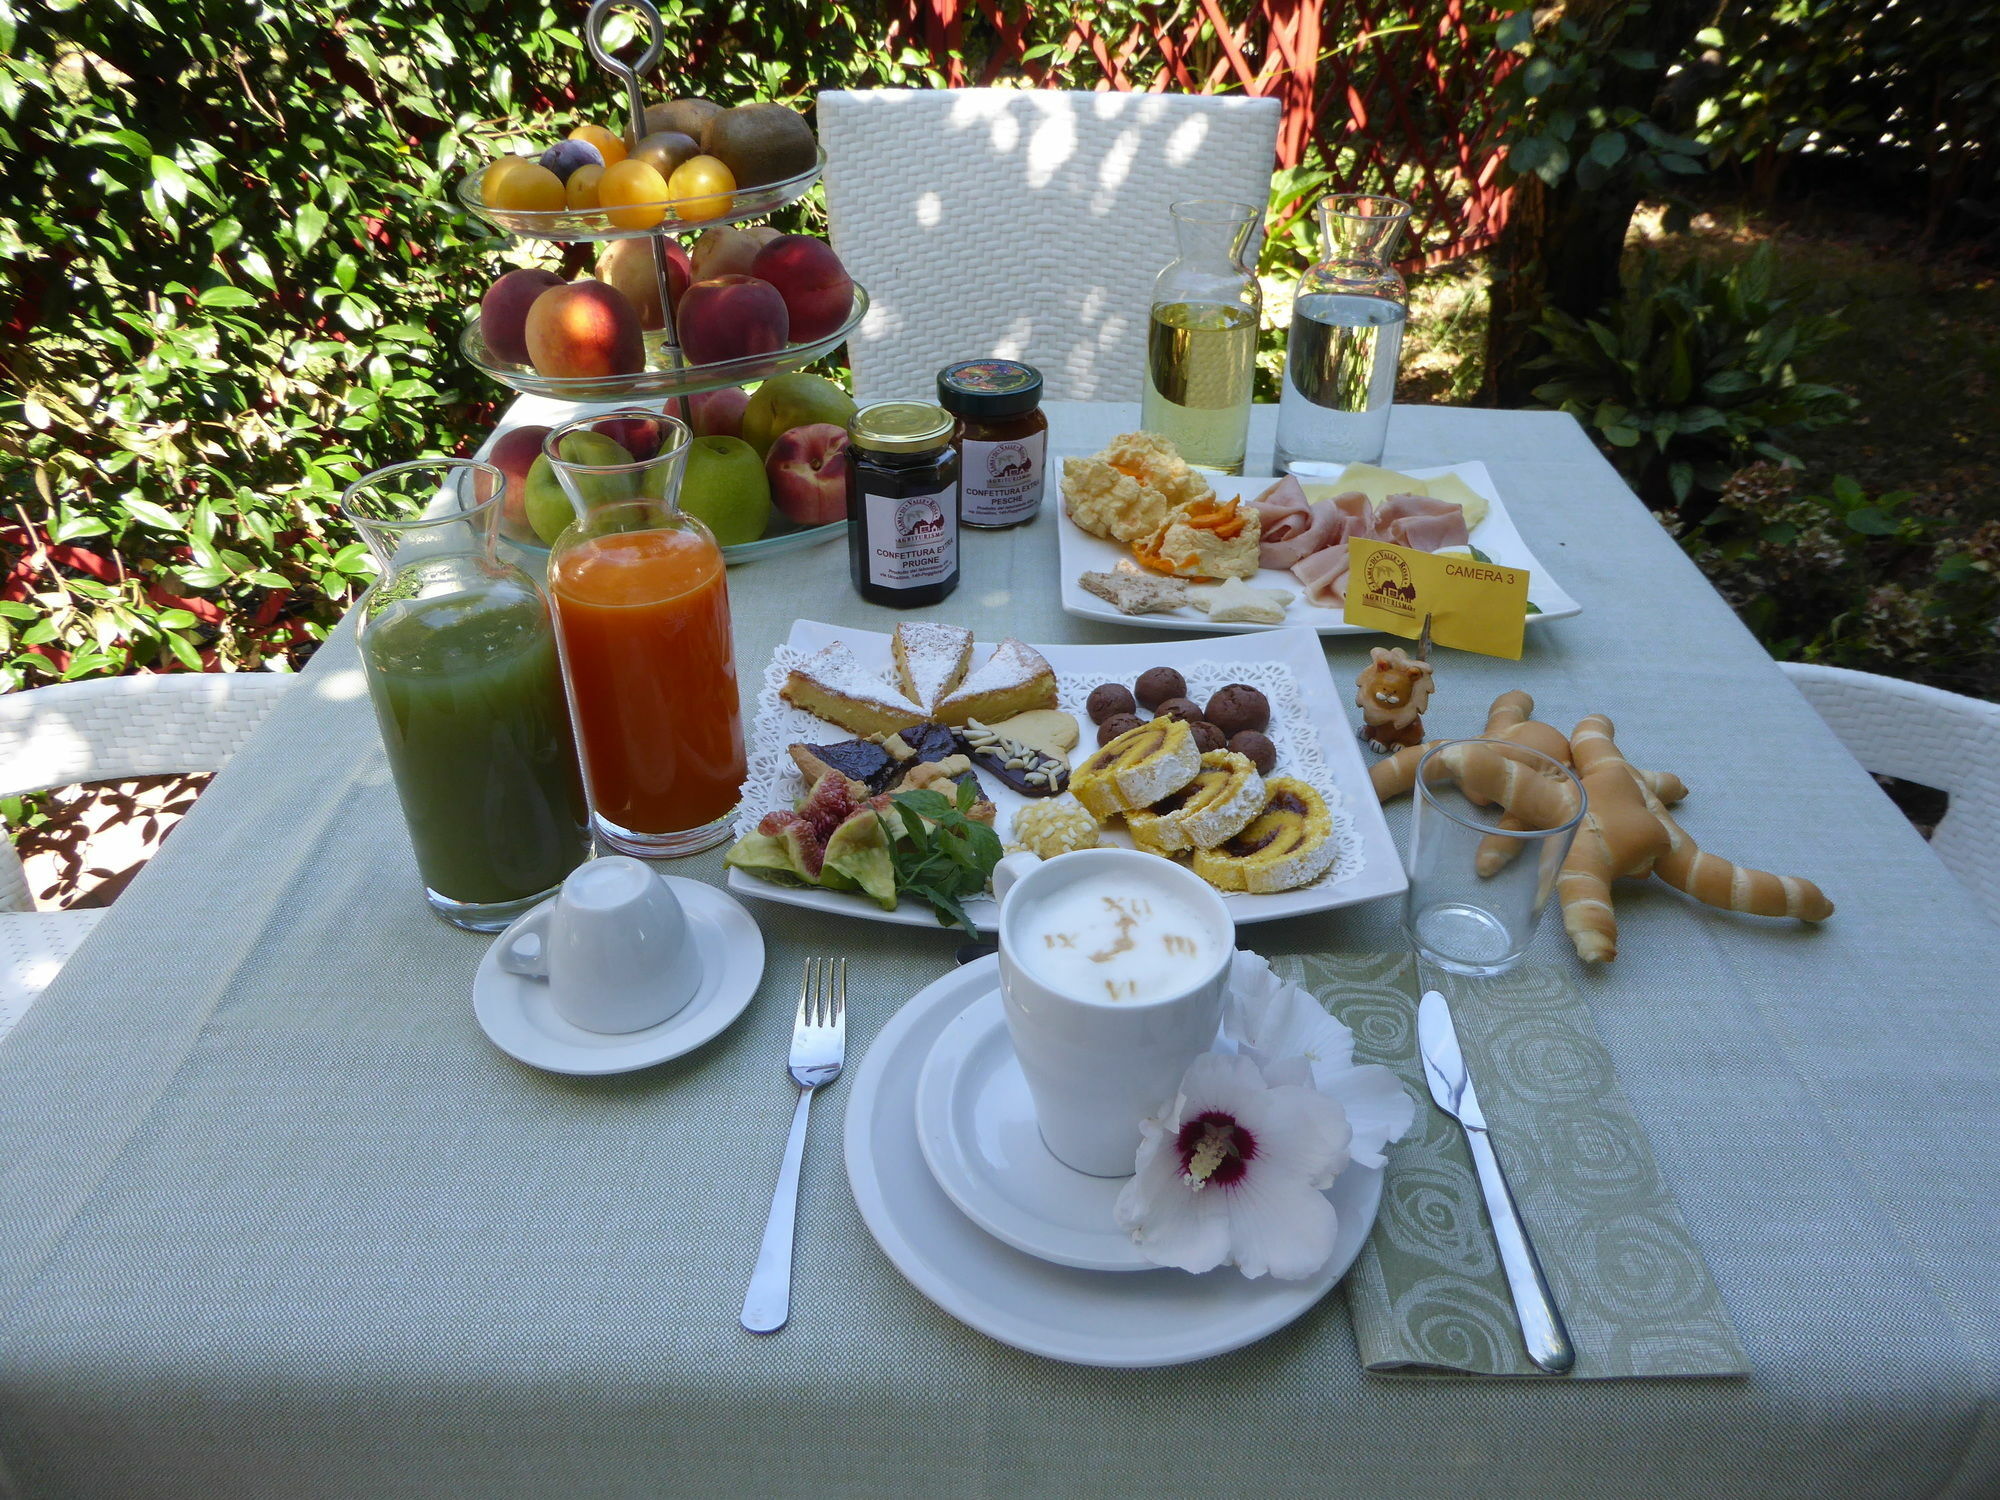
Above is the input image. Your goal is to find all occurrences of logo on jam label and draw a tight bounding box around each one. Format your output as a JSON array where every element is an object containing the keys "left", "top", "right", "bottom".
[
  {"left": 1361, "top": 551, "right": 1417, "bottom": 614},
  {"left": 896, "top": 494, "right": 948, "bottom": 541},
  {"left": 984, "top": 442, "right": 1033, "bottom": 481}
]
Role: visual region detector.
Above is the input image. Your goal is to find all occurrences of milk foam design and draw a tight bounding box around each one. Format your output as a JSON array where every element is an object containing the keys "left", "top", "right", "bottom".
[{"left": 1015, "top": 881, "right": 1220, "bottom": 1003}]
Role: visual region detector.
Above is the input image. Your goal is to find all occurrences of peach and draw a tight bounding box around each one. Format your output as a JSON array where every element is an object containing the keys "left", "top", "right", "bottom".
[
  {"left": 748, "top": 235, "right": 854, "bottom": 345},
  {"left": 690, "top": 225, "right": 779, "bottom": 282},
  {"left": 487, "top": 423, "right": 552, "bottom": 541},
  {"left": 766, "top": 422, "right": 850, "bottom": 526},
  {"left": 523, "top": 279, "right": 645, "bottom": 379},
  {"left": 676, "top": 274, "right": 788, "bottom": 367},
  {"left": 690, "top": 386, "right": 750, "bottom": 439},
  {"left": 597, "top": 236, "right": 689, "bottom": 331},
  {"left": 479, "top": 268, "right": 566, "bottom": 365},
  {"left": 590, "top": 413, "right": 665, "bottom": 461}
]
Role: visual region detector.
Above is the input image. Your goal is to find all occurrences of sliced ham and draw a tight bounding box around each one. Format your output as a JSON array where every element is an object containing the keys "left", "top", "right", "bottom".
[
  {"left": 1292, "top": 541, "right": 1353, "bottom": 607},
  {"left": 1391, "top": 509, "right": 1470, "bottom": 552},
  {"left": 1261, "top": 502, "right": 1344, "bottom": 569},
  {"left": 1250, "top": 475, "right": 1311, "bottom": 538},
  {"left": 1376, "top": 491, "right": 1466, "bottom": 526}
]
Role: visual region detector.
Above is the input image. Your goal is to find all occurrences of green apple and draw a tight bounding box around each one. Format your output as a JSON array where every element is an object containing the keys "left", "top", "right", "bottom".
[
  {"left": 741, "top": 372, "right": 856, "bottom": 457},
  {"left": 678, "top": 435, "right": 772, "bottom": 546},
  {"left": 523, "top": 431, "right": 637, "bottom": 544}
]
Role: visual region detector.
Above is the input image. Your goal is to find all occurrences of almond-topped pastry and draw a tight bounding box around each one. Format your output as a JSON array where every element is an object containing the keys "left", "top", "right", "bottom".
[
  {"left": 1070, "top": 716, "right": 1200, "bottom": 820},
  {"left": 1191, "top": 777, "right": 1336, "bottom": 893},
  {"left": 780, "top": 642, "right": 927, "bottom": 738},
  {"left": 933, "top": 638, "right": 1057, "bottom": 727},
  {"left": 1126, "top": 750, "right": 1265, "bottom": 855},
  {"left": 890, "top": 621, "right": 974, "bottom": 714}
]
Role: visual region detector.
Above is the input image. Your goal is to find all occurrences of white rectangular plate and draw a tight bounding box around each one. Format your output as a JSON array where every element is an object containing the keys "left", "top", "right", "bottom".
[
  {"left": 1056, "top": 460, "right": 1583, "bottom": 636},
  {"left": 725, "top": 623, "right": 1406, "bottom": 934}
]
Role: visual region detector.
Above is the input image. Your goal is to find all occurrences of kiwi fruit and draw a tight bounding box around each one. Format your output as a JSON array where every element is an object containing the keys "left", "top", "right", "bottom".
[
  {"left": 642, "top": 97, "right": 723, "bottom": 143},
  {"left": 700, "top": 102, "right": 817, "bottom": 188}
]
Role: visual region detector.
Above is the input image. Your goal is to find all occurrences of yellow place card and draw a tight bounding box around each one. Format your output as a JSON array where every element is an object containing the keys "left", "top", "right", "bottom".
[{"left": 1343, "top": 539, "right": 1531, "bottom": 659}]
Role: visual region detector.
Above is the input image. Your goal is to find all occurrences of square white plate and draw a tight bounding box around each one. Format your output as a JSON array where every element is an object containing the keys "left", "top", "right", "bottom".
[
  {"left": 724, "top": 622, "right": 1406, "bottom": 933},
  {"left": 1056, "top": 460, "right": 1583, "bottom": 635}
]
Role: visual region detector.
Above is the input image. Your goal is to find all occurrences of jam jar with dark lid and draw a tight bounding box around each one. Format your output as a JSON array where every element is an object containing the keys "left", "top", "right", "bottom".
[
  {"left": 937, "top": 359, "right": 1047, "bottom": 529},
  {"left": 846, "top": 400, "right": 960, "bottom": 608}
]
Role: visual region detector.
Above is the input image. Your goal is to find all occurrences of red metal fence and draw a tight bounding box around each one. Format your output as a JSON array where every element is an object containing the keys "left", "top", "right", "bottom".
[{"left": 882, "top": 0, "right": 1515, "bottom": 269}]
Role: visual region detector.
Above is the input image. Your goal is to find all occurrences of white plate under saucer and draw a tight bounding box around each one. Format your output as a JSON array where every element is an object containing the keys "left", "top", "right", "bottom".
[
  {"left": 846, "top": 955, "right": 1383, "bottom": 1368},
  {"left": 915, "top": 992, "right": 1160, "bottom": 1272},
  {"left": 473, "top": 876, "right": 765, "bottom": 1076}
]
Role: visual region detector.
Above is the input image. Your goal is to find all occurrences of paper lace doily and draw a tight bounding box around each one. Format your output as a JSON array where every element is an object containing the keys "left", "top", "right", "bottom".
[{"left": 738, "top": 650, "right": 1366, "bottom": 910}]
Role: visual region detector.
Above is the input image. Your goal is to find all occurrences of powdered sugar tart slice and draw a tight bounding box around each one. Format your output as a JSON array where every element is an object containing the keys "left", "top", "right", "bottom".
[{"left": 729, "top": 622, "right": 1405, "bottom": 931}]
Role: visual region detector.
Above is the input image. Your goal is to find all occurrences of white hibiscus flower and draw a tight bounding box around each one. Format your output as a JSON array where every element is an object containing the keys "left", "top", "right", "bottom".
[{"left": 1113, "top": 953, "right": 1416, "bottom": 1280}]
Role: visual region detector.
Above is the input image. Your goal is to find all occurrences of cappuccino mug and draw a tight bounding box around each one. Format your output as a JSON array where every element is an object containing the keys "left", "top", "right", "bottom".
[{"left": 993, "top": 848, "right": 1234, "bottom": 1177}]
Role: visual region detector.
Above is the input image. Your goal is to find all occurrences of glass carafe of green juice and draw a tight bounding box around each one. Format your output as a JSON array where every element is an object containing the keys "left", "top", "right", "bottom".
[
  {"left": 1141, "top": 199, "right": 1264, "bottom": 475},
  {"left": 342, "top": 458, "right": 590, "bottom": 931}
]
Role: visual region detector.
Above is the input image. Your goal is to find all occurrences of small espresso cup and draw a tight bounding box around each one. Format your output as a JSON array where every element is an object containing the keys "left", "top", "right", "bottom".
[
  {"left": 497, "top": 856, "right": 697, "bottom": 1033},
  {"left": 994, "top": 848, "right": 1235, "bottom": 1177}
]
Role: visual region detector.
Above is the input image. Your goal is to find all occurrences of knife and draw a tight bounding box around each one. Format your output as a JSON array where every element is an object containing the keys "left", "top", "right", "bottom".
[{"left": 1417, "top": 989, "right": 1576, "bottom": 1375}]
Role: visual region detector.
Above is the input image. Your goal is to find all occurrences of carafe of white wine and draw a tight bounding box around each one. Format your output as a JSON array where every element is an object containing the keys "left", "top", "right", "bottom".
[
  {"left": 1273, "top": 194, "right": 1412, "bottom": 474},
  {"left": 1141, "top": 199, "right": 1263, "bottom": 476}
]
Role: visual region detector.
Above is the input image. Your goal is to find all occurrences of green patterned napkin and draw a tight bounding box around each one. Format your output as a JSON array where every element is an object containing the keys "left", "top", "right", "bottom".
[{"left": 1271, "top": 952, "right": 1748, "bottom": 1379}]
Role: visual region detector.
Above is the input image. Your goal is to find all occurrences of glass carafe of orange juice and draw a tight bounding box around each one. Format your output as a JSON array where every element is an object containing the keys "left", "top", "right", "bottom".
[
  {"left": 542, "top": 411, "right": 747, "bottom": 858},
  {"left": 343, "top": 458, "right": 591, "bottom": 930}
]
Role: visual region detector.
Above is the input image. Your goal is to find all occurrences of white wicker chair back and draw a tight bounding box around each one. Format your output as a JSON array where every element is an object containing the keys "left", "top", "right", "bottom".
[
  {"left": 818, "top": 88, "right": 1281, "bottom": 403},
  {"left": 1782, "top": 661, "right": 2000, "bottom": 923},
  {"left": 0, "top": 672, "right": 294, "bottom": 912}
]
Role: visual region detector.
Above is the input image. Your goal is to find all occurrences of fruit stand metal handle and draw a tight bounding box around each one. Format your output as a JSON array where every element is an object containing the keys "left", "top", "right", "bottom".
[
  {"left": 585, "top": 0, "right": 665, "bottom": 121},
  {"left": 585, "top": 0, "right": 685, "bottom": 367}
]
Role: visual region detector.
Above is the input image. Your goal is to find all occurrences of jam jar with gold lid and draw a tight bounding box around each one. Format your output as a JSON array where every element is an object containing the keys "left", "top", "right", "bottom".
[
  {"left": 937, "top": 359, "right": 1046, "bottom": 528},
  {"left": 846, "top": 400, "right": 960, "bottom": 608}
]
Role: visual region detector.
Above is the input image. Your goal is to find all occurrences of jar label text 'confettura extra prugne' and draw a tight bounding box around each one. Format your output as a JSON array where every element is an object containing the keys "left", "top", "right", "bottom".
[{"left": 864, "top": 483, "right": 959, "bottom": 590}]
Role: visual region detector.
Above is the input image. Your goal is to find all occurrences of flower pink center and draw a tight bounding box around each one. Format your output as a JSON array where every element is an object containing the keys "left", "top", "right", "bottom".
[{"left": 1175, "top": 1110, "right": 1257, "bottom": 1190}]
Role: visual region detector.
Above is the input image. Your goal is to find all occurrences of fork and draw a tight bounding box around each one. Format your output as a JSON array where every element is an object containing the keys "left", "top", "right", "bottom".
[{"left": 740, "top": 956, "right": 846, "bottom": 1334}]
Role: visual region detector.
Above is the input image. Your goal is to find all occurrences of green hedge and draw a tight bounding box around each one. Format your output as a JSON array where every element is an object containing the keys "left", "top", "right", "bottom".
[{"left": 0, "top": 0, "right": 938, "bottom": 690}]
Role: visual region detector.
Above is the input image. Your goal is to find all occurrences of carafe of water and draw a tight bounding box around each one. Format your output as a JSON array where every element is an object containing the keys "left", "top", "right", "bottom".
[
  {"left": 1273, "top": 194, "right": 1413, "bottom": 474},
  {"left": 1140, "top": 199, "right": 1263, "bottom": 476}
]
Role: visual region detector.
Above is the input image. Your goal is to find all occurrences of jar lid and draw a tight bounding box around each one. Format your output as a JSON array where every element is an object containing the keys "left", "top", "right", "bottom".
[
  {"left": 849, "top": 400, "right": 955, "bottom": 454},
  {"left": 937, "top": 360, "right": 1044, "bottom": 419}
]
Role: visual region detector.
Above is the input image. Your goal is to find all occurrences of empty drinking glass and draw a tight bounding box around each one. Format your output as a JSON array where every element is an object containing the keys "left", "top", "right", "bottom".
[{"left": 1403, "top": 739, "right": 1585, "bottom": 976}]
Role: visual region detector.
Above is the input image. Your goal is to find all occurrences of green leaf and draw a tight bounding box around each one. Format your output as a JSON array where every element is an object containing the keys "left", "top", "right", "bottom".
[
  {"left": 1844, "top": 506, "right": 1899, "bottom": 536},
  {"left": 1496, "top": 9, "right": 1534, "bottom": 48},
  {"left": 296, "top": 203, "right": 329, "bottom": 251},
  {"left": 164, "top": 632, "right": 204, "bottom": 671},
  {"left": 122, "top": 498, "right": 184, "bottom": 530},
  {"left": 1587, "top": 130, "right": 1626, "bottom": 168},
  {"left": 1520, "top": 57, "right": 1559, "bottom": 97}
]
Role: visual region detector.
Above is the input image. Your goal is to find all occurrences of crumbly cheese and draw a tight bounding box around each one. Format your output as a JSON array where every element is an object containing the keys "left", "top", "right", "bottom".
[{"left": 1006, "top": 795, "right": 1102, "bottom": 859}]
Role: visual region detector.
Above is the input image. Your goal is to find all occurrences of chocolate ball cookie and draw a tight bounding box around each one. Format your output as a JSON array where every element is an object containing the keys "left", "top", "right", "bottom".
[
  {"left": 1096, "top": 713, "right": 1145, "bottom": 746},
  {"left": 1154, "top": 696, "right": 1203, "bottom": 723},
  {"left": 1187, "top": 720, "right": 1227, "bottom": 753},
  {"left": 1227, "top": 730, "right": 1277, "bottom": 775},
  {"left": 1134, "top": 666, "right": 1186, "bottom": 710},
  {"left": 1086, "top": 682, "right": 1137, "bottom": 724},
  {"left": 1204, "top": 683, "right": 1271, "bottom": 737}
]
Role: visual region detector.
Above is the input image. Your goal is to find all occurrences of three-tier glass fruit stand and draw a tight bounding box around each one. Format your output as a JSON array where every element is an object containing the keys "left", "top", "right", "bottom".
[{"left": 455, "top": 0, "right": 864, "bottom": 562}]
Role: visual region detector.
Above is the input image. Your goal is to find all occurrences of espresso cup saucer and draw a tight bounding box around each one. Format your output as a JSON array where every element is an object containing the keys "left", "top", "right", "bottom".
[
  {"left": 914, "top": 990, "right": 1167, "bottom": 1273},
  {"left": 472, "top": 876, "right": 765, "bottom": 1076}
]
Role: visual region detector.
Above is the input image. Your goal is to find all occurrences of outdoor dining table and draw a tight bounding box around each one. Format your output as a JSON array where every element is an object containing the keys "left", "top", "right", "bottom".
[{"left": 2, "top": 401, "right": 1996, "bottom": 1500}]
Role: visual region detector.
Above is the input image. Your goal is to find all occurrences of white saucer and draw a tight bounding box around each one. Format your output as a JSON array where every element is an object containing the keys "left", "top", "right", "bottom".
[
  {"left": 473, "top": 876, "right": 764, "bottom": 1075},
  {"left": 846, "top": 955, "right": 1383, "bottom": 1368},
  {"left": 916, "top": 992, "right": 1158, "bottom": 1272}
]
